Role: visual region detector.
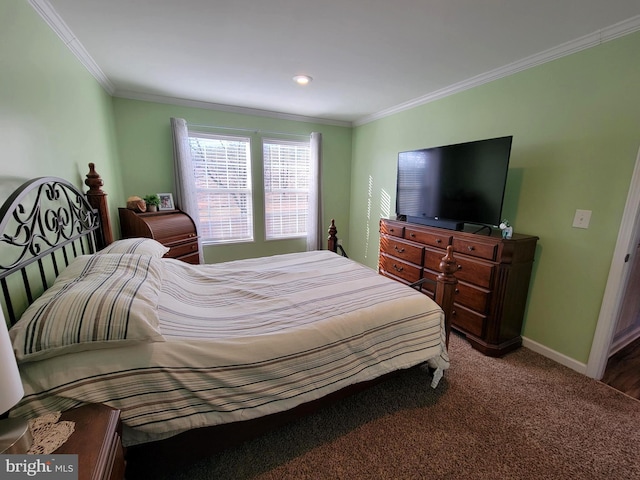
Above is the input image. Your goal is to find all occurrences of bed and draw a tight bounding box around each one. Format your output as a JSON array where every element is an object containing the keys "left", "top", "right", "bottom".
[{"left": 0, "top": 164, "right": 457, "bottom": 471}]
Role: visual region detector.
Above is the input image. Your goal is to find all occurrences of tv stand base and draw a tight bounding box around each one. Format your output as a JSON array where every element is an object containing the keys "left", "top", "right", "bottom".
[{"left": 406, "top": 216, "right": 463, "bottom": 231}]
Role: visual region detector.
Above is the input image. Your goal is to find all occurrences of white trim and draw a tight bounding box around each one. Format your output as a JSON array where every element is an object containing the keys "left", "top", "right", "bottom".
[
  {"left": 354, "top": 15, "right": 640, "bottom": 127},
  {"left": 586, "top": 145, "right": 640, "bottom": 379},
  {"left": 522, "top": 337, "right": 587, "bottom": 375},
  {"left": 29, "top": 0, "right": 115, "bottom": 94},
  {"left": 114, "top": 90, "right": 351, "bottom": 128}
]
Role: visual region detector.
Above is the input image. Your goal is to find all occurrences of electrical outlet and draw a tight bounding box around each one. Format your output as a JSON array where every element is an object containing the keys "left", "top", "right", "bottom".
[{"left": 572, "top": 209, "right": 592, "bottom": 229}]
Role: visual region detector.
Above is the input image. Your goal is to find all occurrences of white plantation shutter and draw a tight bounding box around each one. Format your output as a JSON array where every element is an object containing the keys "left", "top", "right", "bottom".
[
  {"left": 263, "top": 138, "right": 311, "bottom": 239},
  {"left": 189, "top": 133, "right": 253, "bottom": 243}
]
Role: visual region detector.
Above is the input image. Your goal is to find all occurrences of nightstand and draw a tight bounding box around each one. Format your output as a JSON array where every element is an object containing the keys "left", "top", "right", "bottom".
[{"left": 54, "top": 403, "right": 125, "bottom": 480}]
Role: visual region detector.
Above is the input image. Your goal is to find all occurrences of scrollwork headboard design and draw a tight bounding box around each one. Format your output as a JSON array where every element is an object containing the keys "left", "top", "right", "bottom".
[{"left": 0, "top": 176, "right": 101, "bottom": 324}]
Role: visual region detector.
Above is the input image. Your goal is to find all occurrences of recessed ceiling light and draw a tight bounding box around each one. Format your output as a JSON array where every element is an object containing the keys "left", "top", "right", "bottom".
[{"left": 293, "top": 75, "right": 312, "bottom": 86}]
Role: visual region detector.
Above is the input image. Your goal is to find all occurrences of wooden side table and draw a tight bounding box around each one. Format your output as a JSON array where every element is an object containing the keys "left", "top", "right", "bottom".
[{"left": 54, "top": 404, "right": 125, "bottom": 480}]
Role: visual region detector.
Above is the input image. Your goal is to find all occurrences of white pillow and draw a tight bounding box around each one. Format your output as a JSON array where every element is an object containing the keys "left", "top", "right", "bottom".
[
  {"left": 98, "top": 238, "right": 169, "bottom": 258},
  {"left": 10, "top": 254, "right": 165, "bottom": 362}
]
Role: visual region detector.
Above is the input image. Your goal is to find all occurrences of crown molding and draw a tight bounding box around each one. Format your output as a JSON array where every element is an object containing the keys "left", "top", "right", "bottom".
[
  {"left": 114, "top": 90, "right": 352, "bottom": 127},
  {"left": 30, "top": 0, "right": 639, "bottom": 130},
  {"left": 29, "top": 0, "right": 115, "bottom": 94},
  {"left": 354, "top": 14, "right": 640, "bottom": 127}
]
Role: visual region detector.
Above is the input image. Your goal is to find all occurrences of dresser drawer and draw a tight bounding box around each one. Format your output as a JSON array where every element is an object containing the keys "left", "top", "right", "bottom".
[
  {"left": 452, "top": 304, "right": 486, "bottom": 338},
  {"left": 166, "top": 239, "right": 199, "bottom": 259},
  {"left": 454, "top": 257, "right": 494, "bottom": 289},
  {"left": 380, "top": 235, "right": 423, "bottom": 266},
  {"left": 380, "top": 220, "right": 404, "bottom": 238},
  {"left": 455, "top": 281, "right": 490, "bottom": 314},
  {"left": 379, "top": 254, "right": 421, "bottom": 284},
  {"left": 452, "top": 237, "right": 498, "bottom": 261},
  {"left": 177, "top": 252, "right": 201, "bottom": 265},
  {"left": 423, "top": 248, "right": 452, "bottom": 273},
  {"left": 405, "top": 227, "right": 451, "bottom": 249}
]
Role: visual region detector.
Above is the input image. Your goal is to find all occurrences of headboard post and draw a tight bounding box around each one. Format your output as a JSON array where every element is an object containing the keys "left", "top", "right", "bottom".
[
  {"left": 85, "top": 163, "right": 113, "bottom": 249},
  {"left": 327, "top": 219, "right": 338, "bottom": 253}
]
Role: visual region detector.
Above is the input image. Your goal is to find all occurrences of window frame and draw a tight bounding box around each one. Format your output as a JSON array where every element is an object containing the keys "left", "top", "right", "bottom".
[
  {"left": 188, "top": 132, "right": 254, "bottom": 245},
  {"left": 262, "top": 137, "right": 312, "bottom": 241}
]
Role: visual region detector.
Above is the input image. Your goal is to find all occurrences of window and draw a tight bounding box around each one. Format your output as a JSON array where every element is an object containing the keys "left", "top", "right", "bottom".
[
  {"left": 263, "top": 138, "right": 311, "bottom": 240},
  {"left": 189, "top": 133, "right": 253, "bottom": 243}
]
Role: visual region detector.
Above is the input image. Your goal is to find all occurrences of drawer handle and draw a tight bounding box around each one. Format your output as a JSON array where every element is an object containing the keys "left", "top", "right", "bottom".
[
  {"left": 392, "top": 264, "right": 404, "bottom": 272},
  {"left": 389, "top": 228, "right": 395, "bottom": 233},
  {"left": 436, "top": 239, "right": 442, "bottom": 244},
  {"left": 451, "top": 310, "right": 457, "bottom": 317},
  {"left": 454, "top": 288, "right": 459, "bottom": 294},
  {"left": 191, "top": 245, "right": 197, "bottom": 251},
  {"left": 467, "top": 246, "right": 475, "bottom": 251},
  {"left": 457, "top": 265, "right": 463, "bottom": 270},
  {"left": 394, "top": 245, "right": 405, "bottom": 253},
  {"left": 409, "top": 233, "right": 416, "bottom": 238}
]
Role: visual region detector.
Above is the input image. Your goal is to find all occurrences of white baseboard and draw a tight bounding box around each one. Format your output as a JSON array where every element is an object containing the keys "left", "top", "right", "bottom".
[{"left": 522, "top": 336, "right": 588, "bottom": 375}]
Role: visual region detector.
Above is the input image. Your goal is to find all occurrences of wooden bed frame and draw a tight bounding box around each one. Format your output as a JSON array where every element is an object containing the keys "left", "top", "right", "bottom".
[{"left": 0, "top": 164, "right": 457, "bottom": 476}]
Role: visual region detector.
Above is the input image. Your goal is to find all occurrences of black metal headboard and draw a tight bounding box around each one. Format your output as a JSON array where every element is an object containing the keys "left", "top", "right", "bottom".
[{"left": 0, "top": 177, "right": 101, "bottom": 325}]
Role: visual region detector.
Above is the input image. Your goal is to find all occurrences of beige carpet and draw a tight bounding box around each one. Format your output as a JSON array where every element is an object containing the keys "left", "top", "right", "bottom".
[{"left": 146, "top": 333, "right": 640, "bottom": 480}]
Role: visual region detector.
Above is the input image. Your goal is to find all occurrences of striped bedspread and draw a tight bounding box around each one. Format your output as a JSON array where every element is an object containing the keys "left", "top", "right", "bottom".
[{"left": 13, "top": 250, "right": 449, "bottom": 446}]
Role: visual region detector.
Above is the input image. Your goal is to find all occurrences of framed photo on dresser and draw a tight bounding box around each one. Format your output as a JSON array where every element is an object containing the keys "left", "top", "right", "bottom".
[{"left": 158, "top": 193, "right": 175, "bottom": 211}]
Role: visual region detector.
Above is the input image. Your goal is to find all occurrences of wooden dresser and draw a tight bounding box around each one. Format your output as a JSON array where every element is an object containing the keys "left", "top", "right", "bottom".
[
  {"left": 379, "top": 218, "right": 538, "bottom": 356},
  {"left": 118, "top": 208, "right": 200, "bottom": 264},
  {"left": 55, "top": 403, "right": 125, "bottom": 480}
]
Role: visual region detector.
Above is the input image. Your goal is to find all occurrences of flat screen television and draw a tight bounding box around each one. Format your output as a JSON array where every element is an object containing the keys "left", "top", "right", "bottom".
[{"left": 395, "top": 136, "right": 513, "bottom": 231}]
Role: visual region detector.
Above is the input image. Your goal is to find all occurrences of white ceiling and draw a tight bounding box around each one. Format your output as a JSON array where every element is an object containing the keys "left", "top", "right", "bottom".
[{"left": 37, "top": 0, "right": 640, "bottom": 125}]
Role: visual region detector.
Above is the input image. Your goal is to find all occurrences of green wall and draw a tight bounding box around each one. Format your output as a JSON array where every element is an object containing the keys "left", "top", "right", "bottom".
[
  {"left": 112, "top": 99, "right": 352, "bottom": 263},
  {"left": 5, "top": 0, "right": 640, "bottom": 366},
  {"left": 0, "top": 0, "right": 122, "bottom": 224},
  {"left": 349, "top": 31, "right": 640, "bottom": 363}
]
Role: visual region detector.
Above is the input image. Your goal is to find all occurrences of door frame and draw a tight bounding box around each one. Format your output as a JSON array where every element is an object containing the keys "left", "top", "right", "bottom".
[{"left": 587, "top": 145, "right": 640, "bottom": 379}]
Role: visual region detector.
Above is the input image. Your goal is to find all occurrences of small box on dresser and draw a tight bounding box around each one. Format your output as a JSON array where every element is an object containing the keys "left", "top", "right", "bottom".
[
  {"left": 118, "top": 208, "right": 200, "bottom": 264},
  {"left": 379, "top": 218, "right": 538, "bottom": 357}
]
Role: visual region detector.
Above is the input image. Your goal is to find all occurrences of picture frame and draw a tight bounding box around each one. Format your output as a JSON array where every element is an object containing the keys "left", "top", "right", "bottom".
[{"left": 157, "top": 193, "right": 175, "bottom": 211}]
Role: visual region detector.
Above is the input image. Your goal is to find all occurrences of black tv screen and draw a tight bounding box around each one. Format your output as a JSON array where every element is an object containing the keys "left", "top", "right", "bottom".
[{"left": 396, "top": 136, "right": 513, "bottom": 230}]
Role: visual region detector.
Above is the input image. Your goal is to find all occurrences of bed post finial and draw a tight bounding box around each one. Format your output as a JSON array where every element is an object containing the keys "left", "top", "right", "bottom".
[
  {"left": 435, "top": 245, "right": 458, "bottom": 347},
  {"left": 327, "top": 219, "right": 338, "bottom": 253},
  {"left": 85, "top": 163, "right": 114, "bottom": 249}
]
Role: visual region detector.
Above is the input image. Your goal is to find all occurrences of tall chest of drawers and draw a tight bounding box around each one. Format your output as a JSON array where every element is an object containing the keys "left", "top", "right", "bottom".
[
  {"left": 379, "top": 218, "right": 538, "bottom": 356},
  {"left": 118, "top": 208, "right": 200, "bottom": 264}
]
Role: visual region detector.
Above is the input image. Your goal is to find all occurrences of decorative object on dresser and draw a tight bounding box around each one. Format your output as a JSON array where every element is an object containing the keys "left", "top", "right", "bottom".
[
  {"left": 55, "top": 404, "right": 125, "bottom": 480},
  {"left": 126, "top": 195, "right": 146, "bottom": 212},
  {"left": 0, "top": 308, "right": 32, "bottom": 454},
  {"left": 142, "top": 194, "right": 161, "bottom": 212},
  {"left": 157, "top": 192, "right": 175, "bottom": 211},
  {"left": 379, "top": 218, "right": 538, "bottom": 356},
  {"left": 118, "top": 207, "right": 200, "bottom": 264}
]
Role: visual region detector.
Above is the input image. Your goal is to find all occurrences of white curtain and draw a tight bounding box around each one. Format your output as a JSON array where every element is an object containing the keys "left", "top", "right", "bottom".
[
  {"left": 306, "top": 132, "right": 323, "bottom": 251},
  {"left": 170, "top": 117, "right": 204, "bottom": 263}
]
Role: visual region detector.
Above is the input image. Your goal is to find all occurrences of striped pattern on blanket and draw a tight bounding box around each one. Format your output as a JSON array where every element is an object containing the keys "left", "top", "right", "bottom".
[{"left": 13, "top": 250, "right": 448, "bottom": 446}]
